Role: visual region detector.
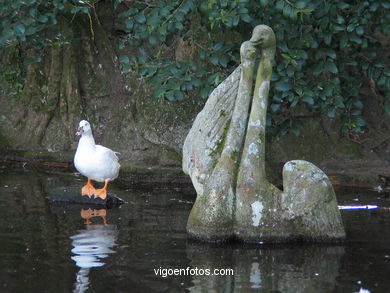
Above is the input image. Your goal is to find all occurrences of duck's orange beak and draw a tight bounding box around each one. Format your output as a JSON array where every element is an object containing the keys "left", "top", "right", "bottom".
[{"left": 76, "top": 126, "right": 84, "bottom": 136}]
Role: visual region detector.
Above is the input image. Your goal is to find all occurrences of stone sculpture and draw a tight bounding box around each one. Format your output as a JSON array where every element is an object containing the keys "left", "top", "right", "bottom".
[{"left": 182, "top": 25, "right": 345, "bottom": 243}]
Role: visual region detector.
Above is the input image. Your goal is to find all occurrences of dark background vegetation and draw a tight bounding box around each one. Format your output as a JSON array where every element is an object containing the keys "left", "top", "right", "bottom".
[{"left": 0, "top": 0, "right": 389, "bottom": 182}]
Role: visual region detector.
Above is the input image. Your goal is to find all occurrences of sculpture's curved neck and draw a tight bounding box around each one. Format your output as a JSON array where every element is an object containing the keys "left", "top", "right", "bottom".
[
  {"left": 222, "top": 41, "right": 256, "bottom": 159},
  {"left": 239, "top": 46, "right": 275, "bottom": 182},
  {"left": 255, "top": 48, "right": 274, "bottom": 180},
  {"left": 254, "top": 55, "right": 272, "bottom": 97}
]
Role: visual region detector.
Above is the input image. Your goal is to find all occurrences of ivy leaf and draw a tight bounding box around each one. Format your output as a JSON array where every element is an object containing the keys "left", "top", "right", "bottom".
[
  {"left": 125, "top": 19, "right": 134, "bottom": 30},
  {"left": 260, "top": 0, "right": 269, "bottom": 6},
  {"left": 327, "top": 107, "right": 336, "bottom": 118},
  {"left": 275, "top": 80, "right": 292, "bottom": 92},
  {"left": 338, "top": 2, "right": 350, "bottom": 9},
  {"left": 349, "top": 34, "right": 362, "bottom": 44},
  {"left": 270, "top": 103, "right": 280, "bottom": 112},
  {"left": 354, "top": 116, "right": 366, "bottom": 127},
  {"left": 325, "top": 60, "right": 338, "bottom": 73},
  {"left": 241, "top": 14, "right": 252, "bottom": 23},
  {"left": 25, "top": 26, "right": 37, "bottom": 36},
  {"left": 166, "top": 91, "right": 175, "bottom": 101},
  {"left": 219, "top": 55, "right": 228, "bottom": 67},
  {"left": 323, "top": 33, "right": 332, "bottom": 45},
  {"left": 160, "top": 8, "right": 170, "bottom": 17},
  {"left": 280, "top": 128, "right": 288, "bottom": 136},
  {"left": 333, "top": 24, "right": 345, "bottom": 31},
  {"left": 296, "top": 1, "right": 306, "bottom": 9},
  {"left": 340, "top": 34, "right": 348, "bottom": 47},
  {"left": 276, "top": 0, "right": 285, "bottom": 11},
  {"left": 119, "top": 55, "right": 130, "bottom": 64},
  {"left": 334, "top": 96, "right": 345, "bottom": 108},
  {"left": 175, "top": 22, "right": 184, "bottom": 30},
  {"left": 15, "top": 24, "right": 25, "bottom": 35},
  {"left": 175, "top": 91, "right": 184, "bottom": 101},
  {"left": 38, "top": 15, "right": 48, "bottom": 23},
  {"left": 135, "top": 13, "right": 146, "bottom": 24},
  {"left": 326, "top": 49, "right": 336, "bottom": 59},
  {"left": 122, "top": 64, "right": 132, "bottom": 74},
  {"left": 213, "top": 41, "right": 223, "bottom": 50},
  {"left": 148, "top": 35, "right": 158, "bottom": 45},
  {"left": 356, "top": 26, "right": 364, "bottom": 35},
  {"left": 209, "top": 54, "right": 219, "bottom": 65},
  {"left": 313, "top": 62, "right": 324, "bottom": 76},
  {"left": 336, "top": 14, "right": 345, "bottom": 24},
  {"left": 347, "top": 24, "right": 355, "bottom": 32},
  {"left": 369, "top": 2, "right": 380, "bottom": 11},
  {"left": 200, "top": 87, "right": 211, "bottom": 99},
  {"left": 353, "top": 100, "right": 363, "bottom": 109},
  {"left": 303, "top": 96, "right": 314, "bottom": 105}
]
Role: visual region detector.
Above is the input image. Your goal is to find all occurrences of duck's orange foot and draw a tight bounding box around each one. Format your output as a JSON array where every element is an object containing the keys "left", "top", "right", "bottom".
[
  {"left": 80, "top": 208, "right": 93, "bottom": 224},
  {"left": 81, "top": 178, "right": 95, "bottom": 198},
  {"left": 80, "top": 208, "right": 107, "bottom": 225},
  {"left": 94, "top": 180, "right": 109, "bottom": 200},
  {"left": 94, "top": 188, "right": 107, "bottom": 200}
]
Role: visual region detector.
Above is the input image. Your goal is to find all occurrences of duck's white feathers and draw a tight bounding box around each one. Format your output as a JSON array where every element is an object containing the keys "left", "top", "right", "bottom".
[{"left": 74, "top": 127, "right": 120, "bottom": 182}]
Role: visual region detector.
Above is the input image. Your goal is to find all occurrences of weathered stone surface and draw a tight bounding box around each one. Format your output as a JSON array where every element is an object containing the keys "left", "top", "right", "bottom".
[
  {"left": 185, "top": 40, "right": 259, "bottom": 240},
  {"left": 281, "top": 160, "right": 346, "bottom": 241},
  {"left": 183, "top": 25, "right": 346, "bottom": 243},
  {"left": 182, "top": 66, "right": 240, "bottom": 196}
]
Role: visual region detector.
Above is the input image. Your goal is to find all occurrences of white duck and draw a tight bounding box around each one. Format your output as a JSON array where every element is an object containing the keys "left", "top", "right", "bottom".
[{"left": 74, "top": 120, "right": 120, "bottom": 199}]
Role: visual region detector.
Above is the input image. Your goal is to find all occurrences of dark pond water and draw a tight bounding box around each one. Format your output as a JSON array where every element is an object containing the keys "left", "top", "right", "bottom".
[{"left": 0, "top": 168, "right": 389, "bottom": 293}]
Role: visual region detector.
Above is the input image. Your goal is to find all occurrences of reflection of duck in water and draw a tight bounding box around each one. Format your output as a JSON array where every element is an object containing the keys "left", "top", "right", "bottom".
[
  {"left": 80, "top": 208, "right": 108, "bottom": 225},
  {"left": 71, "top": 209, "right": 118, "bottom": 293}
]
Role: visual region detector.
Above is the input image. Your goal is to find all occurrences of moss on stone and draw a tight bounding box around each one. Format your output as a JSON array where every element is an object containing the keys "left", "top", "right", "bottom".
[
  {"left": 165, "top": 149, "right": 182, "bottom": 162},
  {"left": 210, "top": 119, "right": 231, "bottom": 159},
  {"left": 120, "top": 162, "right": 179, "bottom": 175}
]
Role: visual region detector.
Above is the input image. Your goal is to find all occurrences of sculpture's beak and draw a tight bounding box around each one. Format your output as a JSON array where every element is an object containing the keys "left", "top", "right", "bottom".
[
  {"left": 250, "top": 36, "right": 264, "bottom": 46},
  {"left": 76, "top": 126, "right": 84, "bottom": 136}
]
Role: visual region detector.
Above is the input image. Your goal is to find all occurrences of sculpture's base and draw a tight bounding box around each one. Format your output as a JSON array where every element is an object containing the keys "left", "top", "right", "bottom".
[
  {"left": 234, "top": 234, "right": 346, "bottom": 244},
  {"left": 187, "top": 231, "right": 234, "bottom": 243},
  {"left": 186, "top": 160, "right": 346, "bottom": 244},
  {"left": 188, "top": 232, "right": 346, "bottom": 244},
  {"left": 187, "top": 222, "right": 234, "bottom": 243},
  {"left": 49, "top": 186, "right": 124, "bottom": 208}
]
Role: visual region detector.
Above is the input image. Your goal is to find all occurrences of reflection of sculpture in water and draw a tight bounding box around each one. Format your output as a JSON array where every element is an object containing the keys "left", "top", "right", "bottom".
[
  {"left": 183, "top": 25, "right": 345, "bottom": 243},
  {"left": 186, "top": 242, "right": 345, "bottom": 293},
  {"left": 71, "top": 209, "right": 118, "bottom": 293}
]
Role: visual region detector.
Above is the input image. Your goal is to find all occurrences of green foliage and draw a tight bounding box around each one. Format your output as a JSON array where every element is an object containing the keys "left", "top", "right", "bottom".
[
  {"left": 0, "top": 0, "right": 97, "bottom": 98},
  {"left": 114, "top": 0, "right": 389, "bottom": 135},
  {"left": 1, "top": 0, "right": 389, "bottom": 136},
  {"left": 0, "top": 0, "right": 98, "bottom": 48},
  {"left": 116, "top": 0, "right": 226, "bottom": 100}
]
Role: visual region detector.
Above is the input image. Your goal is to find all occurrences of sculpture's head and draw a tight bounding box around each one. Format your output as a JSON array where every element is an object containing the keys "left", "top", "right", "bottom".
[{"left": 250, "top": 25, "right": 276, "bottom": 51}]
